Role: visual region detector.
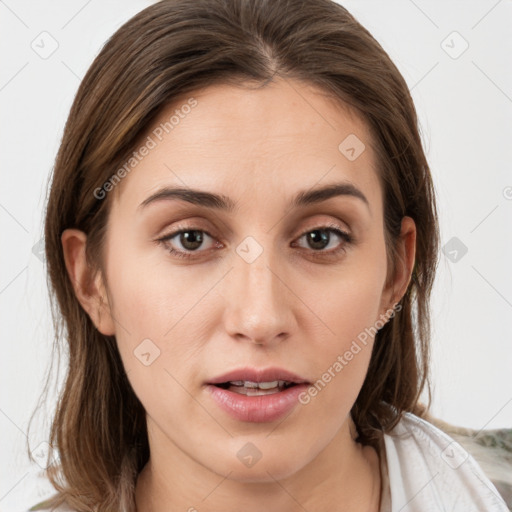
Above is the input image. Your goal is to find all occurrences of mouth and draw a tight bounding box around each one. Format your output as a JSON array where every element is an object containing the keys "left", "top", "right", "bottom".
[
  {"left": 214, "top": 380, "right": 298, "bottom": 396},
  {"left": 205, "top": 367, "right": 310, "bottom": 422}
]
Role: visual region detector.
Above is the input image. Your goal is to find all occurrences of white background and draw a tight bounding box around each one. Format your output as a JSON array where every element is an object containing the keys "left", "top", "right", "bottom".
[{"left": 1, "top": 0, "right": 511, "bottom": 510}]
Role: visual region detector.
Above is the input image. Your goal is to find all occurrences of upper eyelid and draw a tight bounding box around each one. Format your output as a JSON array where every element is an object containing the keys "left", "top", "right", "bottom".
[{"left": 160, "top": 222, "right": 350, "bottom": 240}]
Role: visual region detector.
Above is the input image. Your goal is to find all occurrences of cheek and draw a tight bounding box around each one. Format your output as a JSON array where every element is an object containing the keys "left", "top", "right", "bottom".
[
  {"left": 315, "top": 243, "right": 388, "bottom": 344},
  {"left": 302, "top": 244, "right": 388, "bottom": 403},
  {"left": 102, "top": 243, "right": 221, "bottom": 400},
  {"left": 104, "top": 241, "right": 211, "bottom": 336},
  {"left": 104, "top": 254, "right": 207, "bottom": 428}
]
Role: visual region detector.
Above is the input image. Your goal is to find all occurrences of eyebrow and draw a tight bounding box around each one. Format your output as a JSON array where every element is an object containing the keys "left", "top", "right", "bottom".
[{"left": 138, "top": 182, "right": 370, "bottom": 212}]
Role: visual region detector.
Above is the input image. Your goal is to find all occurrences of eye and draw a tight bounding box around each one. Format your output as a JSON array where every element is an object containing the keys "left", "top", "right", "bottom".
[
  {"left": 157, "top": 224, "right": 353, "bottom": 261},
  {"left": 158, "top": 228, "right": 220, "bottom": 259},
  {"left": 293, "top": 225, "right": 353, "bottom": 257}
]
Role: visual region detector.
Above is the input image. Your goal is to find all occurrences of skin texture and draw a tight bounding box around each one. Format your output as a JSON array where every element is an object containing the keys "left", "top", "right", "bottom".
[{"left": 62, "top": 78, "right": 416, "bottom": 512}]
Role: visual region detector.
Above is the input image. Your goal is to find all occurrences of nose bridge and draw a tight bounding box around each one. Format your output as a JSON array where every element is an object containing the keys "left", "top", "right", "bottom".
[
  {"left": 242, "top": 240, "right": 278, "bottom": 301},
  {"left": 222, "top": 233, "right": 294, "bottom": 344}
]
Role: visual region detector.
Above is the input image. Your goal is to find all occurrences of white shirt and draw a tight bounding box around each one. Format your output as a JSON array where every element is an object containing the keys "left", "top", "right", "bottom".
[
  {"left": 379, "top": 412, "right": 509, "bottom": 511},
  {"left": 28, "top": 412, "right": 509, "bottom": 512}
]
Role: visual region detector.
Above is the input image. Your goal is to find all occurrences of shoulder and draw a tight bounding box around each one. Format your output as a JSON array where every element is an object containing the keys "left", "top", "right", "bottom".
[{"left": 382, "top": 412, "right": 509, "bottom": 511}]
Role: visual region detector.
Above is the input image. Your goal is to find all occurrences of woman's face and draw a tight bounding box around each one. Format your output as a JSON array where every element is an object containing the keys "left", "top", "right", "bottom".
[{"left": 73, "top": 78, "right": 414, "bottom": 482}]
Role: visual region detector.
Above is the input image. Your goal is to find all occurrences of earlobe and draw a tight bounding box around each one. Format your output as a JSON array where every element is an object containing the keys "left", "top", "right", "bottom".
[
  {"left": 380, "top": 216, "right": 417, "bottom": 317},
  {"left": 61, "top": 228, "right": 116, "bottom": 336}
]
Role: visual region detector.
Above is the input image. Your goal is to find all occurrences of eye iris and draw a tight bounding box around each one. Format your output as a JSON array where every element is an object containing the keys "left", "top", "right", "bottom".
[
  {"left": 308, "top": 229, "right": 330, "bottom": 250},
  {"left": 180, "top": 230, "right": 203, "bottom": 250}
]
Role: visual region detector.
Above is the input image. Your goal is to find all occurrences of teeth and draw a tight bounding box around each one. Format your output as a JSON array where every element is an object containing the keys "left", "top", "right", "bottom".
[
  {"left": 257, "top": 381, "right": 279, "bottom": 389},
  {"left": 226, "top": 380, "right": 291, "bottom": 389},
  {"left": 246, "top": 387, "right": 279, "bottom": 396}
]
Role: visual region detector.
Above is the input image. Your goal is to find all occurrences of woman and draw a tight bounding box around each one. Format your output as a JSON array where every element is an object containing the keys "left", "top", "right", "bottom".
[{"left": 28, "top": 0, "right": 509, "bottom": 510}]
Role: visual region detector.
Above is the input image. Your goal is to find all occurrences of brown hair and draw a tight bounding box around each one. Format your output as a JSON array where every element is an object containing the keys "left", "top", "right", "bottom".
[{"left": 29, "top": 0, "right": 439, "bottom": 510}]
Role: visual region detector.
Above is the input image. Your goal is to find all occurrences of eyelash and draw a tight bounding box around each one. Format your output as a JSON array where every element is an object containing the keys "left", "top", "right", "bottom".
[{"left": 157, "top": 224, "right": 353, "bottom": 261}]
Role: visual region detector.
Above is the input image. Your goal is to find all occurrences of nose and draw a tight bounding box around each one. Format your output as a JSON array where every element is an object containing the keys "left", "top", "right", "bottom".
[{"left": 221, "top": 240, "right": 296, "bottom": 347}]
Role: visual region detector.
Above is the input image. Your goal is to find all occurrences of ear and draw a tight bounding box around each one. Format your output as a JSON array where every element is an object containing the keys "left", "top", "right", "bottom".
[
  {"left": 379, "top": 216, "right": 416, "bottom": 317},
  {"left": 61, "top": 228, "right": 116, "bottom": 336}
]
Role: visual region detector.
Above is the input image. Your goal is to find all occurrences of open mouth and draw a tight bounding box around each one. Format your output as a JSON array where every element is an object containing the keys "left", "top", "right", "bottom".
[
  {"left": 214, "top": 380, "right": 297, "bottom": 396},
  {"left": 206, "top": 368, "right": 310, "bottom": 422}
]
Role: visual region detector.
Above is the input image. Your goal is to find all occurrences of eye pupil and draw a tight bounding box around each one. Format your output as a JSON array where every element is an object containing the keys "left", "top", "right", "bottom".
[
  {"left": 308, "top": 229, "right": 330, "bottom": 250},
  {"left": 181, "top": 230, "right": 203, "bottom": 250}
]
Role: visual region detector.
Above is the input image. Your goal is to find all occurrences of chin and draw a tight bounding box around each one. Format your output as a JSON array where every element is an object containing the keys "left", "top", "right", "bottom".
[
  {"left": 220, "top": 459, "right": 305, "bottom": 484},
  {"left": 206, "top": 436, "right": 314, "bottom": 483}
]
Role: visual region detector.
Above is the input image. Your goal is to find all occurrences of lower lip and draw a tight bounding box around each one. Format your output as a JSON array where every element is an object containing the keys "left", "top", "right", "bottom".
[{"left": 206, "top": 384, "right": 309, "bottom": 423}]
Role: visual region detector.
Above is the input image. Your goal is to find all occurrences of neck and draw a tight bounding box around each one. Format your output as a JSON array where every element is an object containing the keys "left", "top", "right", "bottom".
[{"left": 135, "top": 416, "right": 382, "bottom": 512}]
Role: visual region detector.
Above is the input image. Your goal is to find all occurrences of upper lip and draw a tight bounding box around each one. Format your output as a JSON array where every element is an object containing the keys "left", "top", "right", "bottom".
[{"left": 207, "top": 367, "right": 310, "bottom": 385}]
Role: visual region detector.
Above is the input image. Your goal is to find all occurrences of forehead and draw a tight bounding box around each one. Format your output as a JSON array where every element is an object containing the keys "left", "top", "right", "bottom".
[{"left": 111, "top": 78, "right": 381, "bottom": 214}]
